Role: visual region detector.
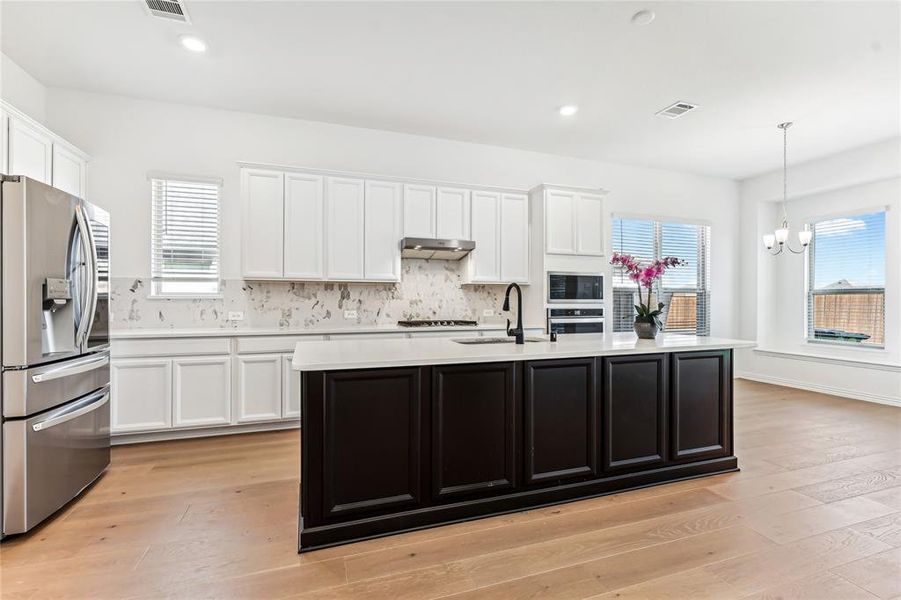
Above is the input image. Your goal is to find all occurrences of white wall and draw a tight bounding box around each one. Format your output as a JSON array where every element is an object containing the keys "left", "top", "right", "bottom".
[
  {"left": 43, "top": 88, "right": 740, "bottom": 335},
  {"left": 0, "top": 53, "right": 47, "bottom": 124},
  {"left": 737, "top": 138, "right": 901, "bottom": 405}
]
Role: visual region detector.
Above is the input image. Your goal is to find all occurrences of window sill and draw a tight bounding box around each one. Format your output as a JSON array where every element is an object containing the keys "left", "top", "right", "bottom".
[{"left": 752, "top": 347, "right": 901, "bottom": 372}]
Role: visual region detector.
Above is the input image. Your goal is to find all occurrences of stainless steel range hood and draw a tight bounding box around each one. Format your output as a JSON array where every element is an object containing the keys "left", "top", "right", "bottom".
[{"left": 401, "top": 237, "right": 475, "bottom": 260}]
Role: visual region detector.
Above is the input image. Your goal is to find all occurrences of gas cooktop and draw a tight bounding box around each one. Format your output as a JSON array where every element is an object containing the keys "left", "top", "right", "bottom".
[{"left": 397, "top": 319, "right": 479, "bottom": 328}]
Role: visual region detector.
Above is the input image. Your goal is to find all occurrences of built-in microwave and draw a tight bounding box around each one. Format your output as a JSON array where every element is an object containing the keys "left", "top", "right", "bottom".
[
  {"left": 547, "top": 272, "right": 603, "bottom": 304},
  {"left": 547, "top": 307, "right": 604, "bottom": 336}
]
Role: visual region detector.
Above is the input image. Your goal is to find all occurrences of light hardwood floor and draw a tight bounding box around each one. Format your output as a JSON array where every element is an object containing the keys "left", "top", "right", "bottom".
[{"left": 1, "top": 380, "right": 899, "bottom": 599}]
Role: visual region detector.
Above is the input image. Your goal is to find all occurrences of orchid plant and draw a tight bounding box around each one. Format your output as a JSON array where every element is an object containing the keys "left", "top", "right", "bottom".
[{"left": 609, "top": 252, "right": 685, "bottom": 328}]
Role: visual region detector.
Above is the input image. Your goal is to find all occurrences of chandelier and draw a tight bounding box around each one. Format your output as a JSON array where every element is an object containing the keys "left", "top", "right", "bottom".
[{"left": 763, "top": 122, "right": 811, "bottom": 255}]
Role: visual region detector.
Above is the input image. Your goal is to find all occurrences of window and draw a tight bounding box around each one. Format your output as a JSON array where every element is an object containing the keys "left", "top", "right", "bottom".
[
  {"left": 151, "top": 178, "right": 221, "bottom": 296},
  {"left": 807, "top": 211, "right": 885, "bottom": 347},
  {"left": 611, "top": 217, "right": 711, "bottom": 335}
]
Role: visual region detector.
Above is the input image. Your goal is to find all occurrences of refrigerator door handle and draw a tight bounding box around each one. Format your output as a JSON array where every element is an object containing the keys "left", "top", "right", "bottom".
[
  {"left": 31, "top": 351, "right": 110, "bottom": 383},
  {"left": 31, "top": 386, "right": 110, "bottom": 432},
  {"left": 73, "top": 204, "right": 95, "bottom": 349}
]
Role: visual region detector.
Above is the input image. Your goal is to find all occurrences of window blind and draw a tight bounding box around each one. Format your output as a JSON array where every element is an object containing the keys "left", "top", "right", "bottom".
[
  {"left": 151, "top": 178, "right": 221, "bottom": 296},
  {"left": 807, "top": 211, "right": 885, "bottom": 347},
  {"left": 611, "top": 217, "right": 711, "bottom": 335}
]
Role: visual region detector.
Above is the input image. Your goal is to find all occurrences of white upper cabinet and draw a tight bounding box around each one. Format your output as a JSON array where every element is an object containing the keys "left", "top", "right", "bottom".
[
  {"left": 284, "top": 173, "right": 324, "bottom": 279},
  {"left": 436, "top": 187, "right": 470, "bottom": 240},
  {"left": 575, "top": 193, "right": 605, "bottom": 255},
  {"left": 544, "top": 187, "right": 605, "bottom": 256},
  {"left": 469, "top": 191, "right": 501, "bottom": 282},
  {"left": 364, "top": 179, "right": 402, "bottom": 281},
  {"left": 52, "top": 142, "right": 87, "bottom": 198},
  {"left": 8, "top": 115, "right": 53, "bottom": 184},
  {"left": 241, "top": 168, "right": 285, "bottom": 279},
  {"left": 403, "top": 184, "right": 437, "bottom": 238},
  {"left": 326, "top": 176, "right": 365, "bottom": 280},
  {"left": 500, "top": 193, "right": 530, "bottom": 282},
  {"left": 545, "top": 189, "right": 577, "bottom": 254}
]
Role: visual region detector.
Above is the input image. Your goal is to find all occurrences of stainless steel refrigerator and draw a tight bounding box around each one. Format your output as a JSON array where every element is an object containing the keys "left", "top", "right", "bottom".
[{"left": 1, "top": 175, "right": 111, "bottom": 536}]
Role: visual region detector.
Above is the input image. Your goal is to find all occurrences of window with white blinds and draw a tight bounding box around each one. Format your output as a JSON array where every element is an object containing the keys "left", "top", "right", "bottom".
[
  {"left": 807, "top": 210, "right": 885, "bottom": 347},
  {"left": 611, "top": 217, "right": 711, "bottom": 335},
  {"left": 151, "top": 178, "right": 221, "bottom": 296}
]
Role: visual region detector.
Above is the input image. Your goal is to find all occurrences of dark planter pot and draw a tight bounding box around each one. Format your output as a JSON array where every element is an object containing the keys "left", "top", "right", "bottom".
[{"left": 633, "top": 318, "right": 659, "bottom": 339}]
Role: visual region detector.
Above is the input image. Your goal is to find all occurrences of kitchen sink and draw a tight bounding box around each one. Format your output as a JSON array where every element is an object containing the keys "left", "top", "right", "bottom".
[{"left": 452, "top": 337, "right": 545, "bottom": 345}]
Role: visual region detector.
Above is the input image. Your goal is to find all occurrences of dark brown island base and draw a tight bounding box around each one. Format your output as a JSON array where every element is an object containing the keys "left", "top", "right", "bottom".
[{"left": 292, "top": 334, "right": 754, "bottom": 552}]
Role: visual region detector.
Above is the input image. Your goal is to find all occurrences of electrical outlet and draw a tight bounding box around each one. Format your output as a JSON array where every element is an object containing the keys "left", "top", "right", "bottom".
[
  {"left": 228, "top": 311, "right": 244, "bottom": 321},
  {"left": 344, "top": 310, "right": 358, "bottom": 319},
  {"left": 482, "top": 309, "right": 495, "bottom": 317}
]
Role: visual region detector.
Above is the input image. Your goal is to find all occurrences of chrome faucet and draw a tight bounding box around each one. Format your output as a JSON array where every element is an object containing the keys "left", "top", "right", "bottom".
[{"left": 503, "top": 282, "right": 524, "bottom": 345}]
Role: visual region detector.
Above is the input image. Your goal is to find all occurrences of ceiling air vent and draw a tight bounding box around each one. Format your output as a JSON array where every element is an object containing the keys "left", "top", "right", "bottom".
[
  {"left": 143, "top": 0, "right": 191, "bottom": 23},
  {"left": 655, "top": 101, "right": 698, "bottom": 119}
]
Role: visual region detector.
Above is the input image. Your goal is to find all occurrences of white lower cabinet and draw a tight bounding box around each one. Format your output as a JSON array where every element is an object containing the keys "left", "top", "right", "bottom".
[
  {"left": 111, "top": 359, "right": 173, "bottom": 433},
  {"left": 282, "top": 354, "right": 301, "bottom": 419},
  {"left": 236, "top": 354, "right": 283, "bottom": 423},
  {"left": 173, "top": 357, "right": 231, "bottom": 427}
]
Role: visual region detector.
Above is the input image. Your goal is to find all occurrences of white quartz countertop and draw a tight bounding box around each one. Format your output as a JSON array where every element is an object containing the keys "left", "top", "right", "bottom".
[
  {"left": 109, "top": 323, "right": 525, "bottom": 339},
  {"left": 292, "top": 333, "right": 756, "bottom": 371}
]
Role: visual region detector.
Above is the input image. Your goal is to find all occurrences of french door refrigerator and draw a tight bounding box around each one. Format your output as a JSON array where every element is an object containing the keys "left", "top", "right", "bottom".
[{"left": 1, "top": 175, "right": 111, "bottom": 536}]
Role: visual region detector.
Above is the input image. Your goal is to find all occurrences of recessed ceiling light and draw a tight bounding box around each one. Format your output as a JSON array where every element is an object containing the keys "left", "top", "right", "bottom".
[
  {"left": 180, "top": 35, "right": 207, "bottom": 53},
  {"left": 559, "top": 105, "right": 579, "bottom": 117},
  {"left": 631, "top": 10, "right": 656, "bottom": 26}
]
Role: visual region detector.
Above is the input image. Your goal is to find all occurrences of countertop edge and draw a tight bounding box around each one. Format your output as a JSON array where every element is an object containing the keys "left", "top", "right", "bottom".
[
  {"left": 291, "top": 337, "right": 757, "bottom": 372},
  {"left": 109, "top": 324, "right": 535, "bottom": 339}
]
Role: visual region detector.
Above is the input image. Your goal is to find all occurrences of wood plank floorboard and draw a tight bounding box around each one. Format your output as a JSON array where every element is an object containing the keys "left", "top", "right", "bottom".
[{"left": 1, "top": 379, "right": 898, "bottom": 599}]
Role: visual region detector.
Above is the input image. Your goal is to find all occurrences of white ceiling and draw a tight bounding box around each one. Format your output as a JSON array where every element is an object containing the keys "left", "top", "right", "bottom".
[{"left": 2, "top": 1, "right": 898, "bottom": 179}]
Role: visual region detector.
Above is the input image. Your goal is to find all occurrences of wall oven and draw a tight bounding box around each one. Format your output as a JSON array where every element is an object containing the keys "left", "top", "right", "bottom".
[
  {"left": 547, "top": 272, "right": 603, "bottom": 304},
  {"left": 547, "top": 308, "right": 604, "bottom": 336}
]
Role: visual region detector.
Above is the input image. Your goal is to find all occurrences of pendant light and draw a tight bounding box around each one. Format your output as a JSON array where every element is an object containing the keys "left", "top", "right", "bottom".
[{"left": 763, "top": 122, "right": 811, "bottom": 255}]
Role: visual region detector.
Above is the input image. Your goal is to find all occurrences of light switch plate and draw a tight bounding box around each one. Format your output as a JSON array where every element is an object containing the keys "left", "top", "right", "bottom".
[
  {"left": 228, "top": 311, "right": 244, "bottom": 321},
  {"left": 344, "top": 310, "right": 358, "bottom": 319},
  {"left": 482, "top": 309, "right": 495, "bottom": 317}
]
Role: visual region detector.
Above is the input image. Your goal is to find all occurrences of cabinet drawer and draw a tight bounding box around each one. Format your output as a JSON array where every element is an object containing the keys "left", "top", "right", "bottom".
[
  {"left": 112, "top": 337, "right": 230, "bottom": 358},
  {"left": 235, "top": 335, "right": 326, "bottom": 354}
]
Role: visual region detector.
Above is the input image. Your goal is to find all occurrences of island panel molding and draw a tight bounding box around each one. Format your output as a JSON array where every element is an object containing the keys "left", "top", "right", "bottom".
[
  {"left": 602, "top": 353, "right": 668, "bottom": 473},
  {"left": 524, "top": 357, "right": 599, "bottom": 484},
  {"left": 295, "top": 336, "right": 752, "bottom": 552},
  {"left": 432, "top": 362, "right": 518, "bottom": 499}
]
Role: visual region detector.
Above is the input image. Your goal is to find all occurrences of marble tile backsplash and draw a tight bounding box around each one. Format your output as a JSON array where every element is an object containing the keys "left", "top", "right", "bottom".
[{"left": 110, "top": 259, "right": 508, "bottom": 331}]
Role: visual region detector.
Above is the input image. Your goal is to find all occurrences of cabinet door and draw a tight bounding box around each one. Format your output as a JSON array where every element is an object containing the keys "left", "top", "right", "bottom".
[
  {"left": 433, "top": 362, "right": 516, "bottom": 499},
  {"left": 316, "top": 368, "right": 424, "bottom": 519},
  {"left": 326, "top": 177, "right": 365, "bottom": 280},
  {"left": 284, "top": 173, "right": 324, "bottom": 279},
  {"left": 282, "top": 354, "right": 301, "bottom": 419},
  {"left": 602, "top": 354, "right": 667, "bottom": 472},
  {"left": 671, "top": 351, "right": 731, "bottom": 462},
  {"left": 8, "top": 116, "right": 52, "bottom": 184},
  {"left": 236, "top": 354, "right": 282, "bottom": 423},
  {"left": 51, "top": 143, "right": 87, "bottom": 198},
  {"left": 364, "top": 179, "right": 402, "bottom": 281},
  {"left": 173, "top": 356, "right": 231, "bottom": 427},
  {"left": 111, "top": 359, "right": 172, "bottom": 433},
  {"left": 436, "top": 187, "right": 470, "bottom": 240},
  {"left": 468, "top": 190, "right": 500, "bottom": 282},
  {"left": 241, "top": 168, "right": 285, "bottom": 278},
  {"left": 500, "top": 193, "right": 529, "bottom": 282},
  {"left": 545, "top": 189, "right": 577, "bottom": 254},
  {"left": 575, "top": 193, "right": 604, "bottom": 256},
  {"left": 524, "top": 358, "right": 598, "bottom": 484},
  {"left": 403, "top": 184, "right": 436, "bottom": 238}
]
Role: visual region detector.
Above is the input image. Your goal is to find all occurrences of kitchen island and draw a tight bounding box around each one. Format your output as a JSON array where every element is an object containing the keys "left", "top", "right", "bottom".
[{"left": 292, "top": 333, "right": 755, "bottom": 552}]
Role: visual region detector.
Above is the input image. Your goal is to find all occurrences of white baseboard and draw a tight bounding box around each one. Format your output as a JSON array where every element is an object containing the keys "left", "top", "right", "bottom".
[
  {"left": 111, "top": 419, "right": 300, "bottom": 445},
  {"left": 735, "top": 371, "right": 901, "bottom": 408}
]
